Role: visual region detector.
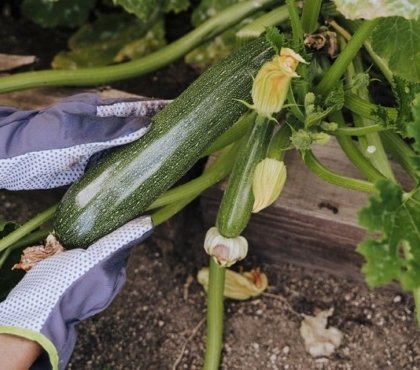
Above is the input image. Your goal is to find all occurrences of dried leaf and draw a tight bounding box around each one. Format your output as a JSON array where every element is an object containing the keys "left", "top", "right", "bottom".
[
  {"left": 300, "top": 308, "right": 343, "bottom": 357},
  {"left": 12, "top": 234, "right": 65, "bottom": 271},
  {"left": 197, "top": 267, "right": 268, "bottom": 300}
]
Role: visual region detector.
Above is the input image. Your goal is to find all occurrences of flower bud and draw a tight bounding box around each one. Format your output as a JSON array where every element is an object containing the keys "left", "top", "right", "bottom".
[
  {"left": 204, "top": 226, "right": 248, "bottom": 267},
  {"left": 252, "top": 158, "right": 287, "bottom": 213},
  {"left": 251, "top": 48, "right": 306, "bottom": 119},
  {"left": 197, "top": 267, "right": 268, "bottom": 300}
]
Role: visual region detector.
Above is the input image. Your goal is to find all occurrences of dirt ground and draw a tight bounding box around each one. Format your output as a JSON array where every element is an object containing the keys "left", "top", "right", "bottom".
[
  {"left": 1, "top": 5, "right": 420, "bottom": 370},
  {"left": 1, "top": 189, "right": 420, "bottom": 370}
]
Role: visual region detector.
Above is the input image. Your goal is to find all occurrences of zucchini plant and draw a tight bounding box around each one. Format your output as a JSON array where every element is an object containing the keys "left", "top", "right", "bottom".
[{"left": 1, "top": 0, "right": 420, "bottom": 368}]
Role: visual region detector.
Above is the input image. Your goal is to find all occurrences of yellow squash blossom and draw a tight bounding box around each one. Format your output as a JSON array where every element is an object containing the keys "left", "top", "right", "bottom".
[{"left": 251, "top": 48, "right": 306, "bottom": 119}]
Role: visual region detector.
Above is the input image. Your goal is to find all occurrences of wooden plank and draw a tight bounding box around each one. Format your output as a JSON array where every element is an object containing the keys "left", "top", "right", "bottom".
[
  {"left": 0, "top": 87, "right": 139, "bottom": 110},
  {"left": 201, "top": 138, "right": 413, "bottom": 280}
]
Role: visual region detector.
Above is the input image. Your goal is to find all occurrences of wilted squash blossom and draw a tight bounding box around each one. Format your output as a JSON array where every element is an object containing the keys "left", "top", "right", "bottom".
[
  {"left": 252, "top": 158, "right": 287, "bottom": 213},
  {"left": 251, "top": 48, "right": 306, "bottom": 119},
  {"left": 204, "top": 226, "right": 248, "bottom": 267},
  {"left": 197, "top": 267, "right": 268, "bottom": 300}
]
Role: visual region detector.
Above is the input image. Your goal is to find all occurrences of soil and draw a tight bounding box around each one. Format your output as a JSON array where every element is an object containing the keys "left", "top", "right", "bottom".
[{"left": 1, "top": 4, "right": 420, "bottom": 370}]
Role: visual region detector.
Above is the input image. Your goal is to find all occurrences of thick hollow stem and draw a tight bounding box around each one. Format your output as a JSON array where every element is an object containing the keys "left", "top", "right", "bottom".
[
  {"left": 344, "top": 92, "right": 397, "bottom": 121},
  {"left": 331, "top": 125, "right": 388, "bottom": 136},
  {"left": 236, "top": 4, "right": 289, "bottom": 43},
  {"left": 150, "top": 194, "right": 197, "bottom": 227},
  {"left": 0, "top": 0, "right": 276, "bottom": 93},
  {"left": 267, "top": 123, "right": 291, "bottom": 161},
  {"left": 286, "top": 0, "right": 304, "bottom": 48},
  {"left": 329, "top": 111, "right": 386, "bottom": 182},
  {"left": 303, "top": 151, "right": 376, "bottom": 193},
  {"left": 203, "top": 258, "right": 226, "bottom": 370},
  {"left": 301, "top": 0, "right": 322, "bottom": 34},
  {"left": 315, "top": 19, "right": 380, "bottom": 97}
]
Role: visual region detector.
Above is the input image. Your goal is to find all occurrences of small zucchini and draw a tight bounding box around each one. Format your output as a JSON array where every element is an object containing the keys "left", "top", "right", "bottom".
[
  {"left": 216, "top": 114, "right": 273, "bottom": 238},
  {"left": 54, "top": 38, "right": 275, "bottom": 248}
]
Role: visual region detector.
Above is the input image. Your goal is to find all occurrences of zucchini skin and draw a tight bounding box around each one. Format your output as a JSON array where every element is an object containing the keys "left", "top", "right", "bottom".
[{"left": 54, "top": 38, "right": 275, "bottom": 248}]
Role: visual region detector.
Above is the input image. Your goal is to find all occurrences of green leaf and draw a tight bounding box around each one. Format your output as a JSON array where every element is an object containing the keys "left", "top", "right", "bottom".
[
  {"left": 112, "top": 0, "right": 158, "bottom": 21},
  {"left": 357, "top": 180, "right": 420, "bottom": 290},
  {"left": 407, "top": 93, "right": 420, "bottom": 152},
  {"left": 21, "top": 0, "right": 96, "bottom": 28},
  {"left": 112, "top": 0, "right": 189, "bottom": 20},
  {"left": 407, "top": 92, "right": 420, "bottom": 176},
  {"left": 265, "top": 26, "right": 283, "bottom": 54},
  {"left": 185, "top": 0, "right": 262, "bottom": 69},
  {"left": 52, "top": 14, "right": 165, "bottom": 69},
  {"left": 332, "top": 0, "right": 420, "bottom": 20},
  {"left": 393, "top": 77, "right": 420, "bottom": 134},
  {"left": 371, "top": 17, "right": 420, "bottom": 83},
  {"left": 163, "top": 0, "right": 190, "bottom": 13},
  {"left": 114, "top": 20, "right": 166, "bottom": 62}
]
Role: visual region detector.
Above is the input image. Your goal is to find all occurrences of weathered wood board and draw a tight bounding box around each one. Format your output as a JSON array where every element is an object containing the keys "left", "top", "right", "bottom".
[{"left": 201, "top": 139, "right": 412, "bottom": 280}]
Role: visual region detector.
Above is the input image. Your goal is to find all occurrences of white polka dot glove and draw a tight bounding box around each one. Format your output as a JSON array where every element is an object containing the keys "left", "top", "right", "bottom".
[
  {"left": 0, "top": 216, "right": 152, "bottom": 370},
  {"left": 0, "top": 93, "right": 171, "bottom": 190}
]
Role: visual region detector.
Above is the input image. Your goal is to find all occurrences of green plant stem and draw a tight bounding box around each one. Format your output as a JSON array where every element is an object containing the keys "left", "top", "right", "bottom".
[
  {"left": 329, "top": 124, "right": 387, "bottom": 136},
  {"left": 0, "top": 205, "right": 57, "bottom": 254},
  {"left": 0, "top": 0, "right": 277, "bottom": 93},
  {"left": 203, "top": 258, "right": 226, "bottom": 370},
  {"left": 236, "top": 4, "right": 289, "bottom": 42},
  {"left": 329, "top": 111, "right": 386, "bottom": 182},
  {"left": 344, "top": 92, "right": 397, "bottom": 120},
  {"left": 315, "top": 19, "right": 380, "bottom": 97},
  {"left": 203, "top": 112, "right": 255, "bottom": 156},
  {"left": 151, "top": 194, "right": 197, "bottom": 227},
  {"left": 380, "top": 131, "right": 418, "bottom": 182},
  {"left": 286, "top": 0, "right": 304, "bottom": 48},
  {"left": 0, "top": 229, "right": 49, "bottom": 268},
  {"left": 303, "top": 151, "right": 376, "bottom": 193},
  {"left": 268, "top": 123, "right": 291, "bottom": 161},
  {"left": 345, "top": 47, "right": 395, "bottom": 180},
  {"left": 301, "top": 0, "right": 322, "bottom": 34},
  {"left": 328, "top": 20, "right": 394, "bottom": 85},
  {"left": 287, "top": 87, "right": 305, "bottom": 123},
  {"left": 148, "top": 144, "right": 238, "bottom": 210}
]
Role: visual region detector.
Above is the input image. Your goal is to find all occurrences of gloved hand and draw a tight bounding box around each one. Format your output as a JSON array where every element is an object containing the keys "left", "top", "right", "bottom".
[
  {"left": 0, "top": 93, "right": 170, "bottom": 190},
  {"left": 0, "top": 93, "right": 169, "bottom": 369},
  {"left": 0, "top": 216, "right": 152, "bottom": 370}
]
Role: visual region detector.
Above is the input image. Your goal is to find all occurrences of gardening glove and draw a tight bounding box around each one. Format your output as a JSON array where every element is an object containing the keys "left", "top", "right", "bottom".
[
  {"left": 0, "top": 215, "right": 152, "bottom": 370},
  {"left": 0, "top": 93, "right": 170, "bottom": 190}
]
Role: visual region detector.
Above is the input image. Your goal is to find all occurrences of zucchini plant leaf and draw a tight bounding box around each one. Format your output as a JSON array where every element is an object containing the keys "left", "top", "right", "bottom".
[
  {"left": 112, "top": 0, "right": 189, "bottom": 21},
  {"left": 265, "top": 26, "right": 283, "bottom": 54},
  {"left": 357, "top": 180, "right": 420, "bottom": 290},
  {"left": 112, "top": 0, "right": 158, "bottom": 21},
  {"left": 392, "top": 77, "right": 420, "bottom": 135},
  {"left": 185, "top": 0, "right": 263, "bottom": 69},
  {"left": 332, "top": 0, "right": 420, "bottom": 20},
  {"left": 21, "top": 0, "right": 96, "bottom": 28},
  {"left": 52, "top": 14, "right": 165, "bottom": 69},
  {"left": 371, "top": 17, "right": 420, "bottom": 84},
  {"left": 407, "top": 92, "right": 420, "bottom": 176}
]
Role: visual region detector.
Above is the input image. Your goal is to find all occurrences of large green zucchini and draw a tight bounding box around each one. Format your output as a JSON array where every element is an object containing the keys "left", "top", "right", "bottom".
[{"left": 54, "top": 38, "right": 275, "bottom": 248}]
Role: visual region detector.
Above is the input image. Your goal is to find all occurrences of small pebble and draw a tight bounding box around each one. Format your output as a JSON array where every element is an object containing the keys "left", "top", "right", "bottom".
[{"left": 394, "top": 295, "right": 402, "bottom": 303}]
